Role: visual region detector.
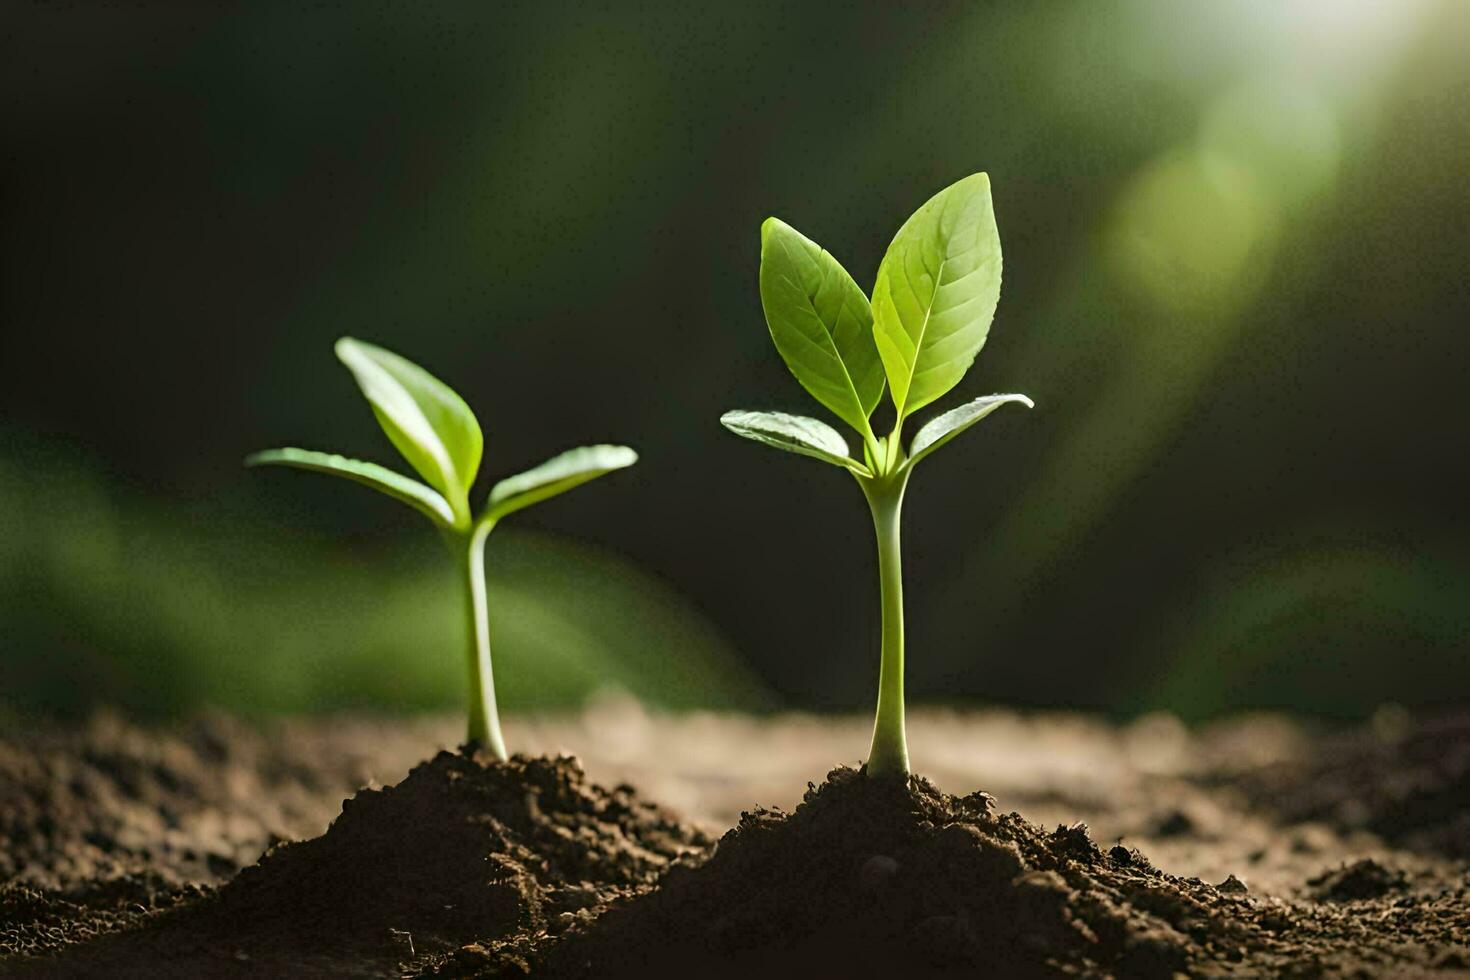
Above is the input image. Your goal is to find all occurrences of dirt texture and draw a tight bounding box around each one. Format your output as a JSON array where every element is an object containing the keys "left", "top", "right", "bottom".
[
  {"left": 5, "top": 749, "right": 702, "bottom": 978},
  {"left": 437, "top": 767, "right": 1468, "bottom": 979},
  {"left": 2, "top": 704, "right": 1468, "bottom": 978}
]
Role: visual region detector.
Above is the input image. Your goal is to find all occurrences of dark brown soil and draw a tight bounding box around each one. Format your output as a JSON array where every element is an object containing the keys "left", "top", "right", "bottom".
[
  {"left": 0, "top": 714, "right": 472, "bottom": 881},
  {"left": 5, "top": 750, "right": 704, "bottom": 978},
  {"left": 3, "top": 708, "right": 1469, "bottom": 978},
  {"left": 433, "top": 767, "right": 1469, "bottom": 979},
  {"left": 0, "top": 711, "right": 447, "bottom": 964}
]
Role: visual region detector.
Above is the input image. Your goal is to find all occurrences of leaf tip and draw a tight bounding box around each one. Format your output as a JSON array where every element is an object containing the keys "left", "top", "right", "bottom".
[
  {"left": 334, "top": 336, "right": 389, "bottom": 373},
  {"left": 607, "top": 444, "right": 639, "bottom": 468},
  {"left": 759, "top": 217, "right": 793, "bottom": 256},
  {"left": 244, "top": 448, "right": 295, "bottom": 468},
  {"left": 959, "top": 171, "right": 991, "bottom": 192},
  {"left": 719, "top": 410, "right": 761, "bottom": 437}
]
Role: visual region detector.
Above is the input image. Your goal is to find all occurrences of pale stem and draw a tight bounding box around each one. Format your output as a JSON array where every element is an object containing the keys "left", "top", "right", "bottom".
[
  {"left": 861, "top": 473, "right": 910, "bottom": 778},
  {"left": 459, "top": 520, "right": 508, "bottom": 760}
]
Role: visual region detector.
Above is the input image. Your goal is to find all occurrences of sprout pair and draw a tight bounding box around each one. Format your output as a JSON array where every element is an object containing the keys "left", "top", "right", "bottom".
[
  {"left": 252, "top": 174, "right": 1030, "bottom": 777},
  {"left": 722, "top": 173, "right": 1032, "bottom": 778},
  {"left": 248, "top": 338, "right": 635, "bottom": 760}
]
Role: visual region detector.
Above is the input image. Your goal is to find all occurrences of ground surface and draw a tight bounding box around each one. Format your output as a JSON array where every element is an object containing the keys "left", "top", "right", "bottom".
[{"left": 0, "top": 700, "right": 1466, "bottom": 976}]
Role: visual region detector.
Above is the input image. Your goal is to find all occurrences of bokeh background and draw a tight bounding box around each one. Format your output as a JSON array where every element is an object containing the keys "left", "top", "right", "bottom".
[{"left": 3, "top": 1, "right": 1467, "bottom": 724}]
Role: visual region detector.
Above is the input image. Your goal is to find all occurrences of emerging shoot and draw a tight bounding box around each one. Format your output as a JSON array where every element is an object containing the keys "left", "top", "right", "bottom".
[
  {"left": 248, "top": 338, "right": 636, "bottom": 760},
  {"left": 721, "top": 174, "right": 1033, "bottom": 779}
]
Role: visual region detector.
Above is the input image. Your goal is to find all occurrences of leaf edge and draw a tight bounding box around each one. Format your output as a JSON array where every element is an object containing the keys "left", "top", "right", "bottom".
[{"left": 246, "top": 447, "right": 460, "bottom": 527}]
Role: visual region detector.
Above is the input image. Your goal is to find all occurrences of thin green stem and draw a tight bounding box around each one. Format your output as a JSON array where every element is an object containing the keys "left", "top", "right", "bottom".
[
  {"left": 861, "top": 472, "right": 910, "bottom": 778},
  {"left": 458, "top": 520, "right": 508, "bottom": 760}
]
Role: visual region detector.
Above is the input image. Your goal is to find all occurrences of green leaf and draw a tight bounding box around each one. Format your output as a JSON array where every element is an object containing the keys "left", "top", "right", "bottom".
[
  {"left": 759, "top": 218, "right": 884, "bottom": 437},
  {"left": 871, "top": 173, "right": 1003, "bottom": 420},
  {"left": 334, "top": 337, "right": 482, "bottom": 523},
  {"left": 904, "top": 394, "right": 1034, "bottom": 468},
  {"left": 719, "top": 410, "right": 872, "bottom": 477},
  {"left": 245, "top": 448, "right": 456, "bottom": 526},
  {"left": 486, "top": 444, "right": 638, "bottom": 521}
]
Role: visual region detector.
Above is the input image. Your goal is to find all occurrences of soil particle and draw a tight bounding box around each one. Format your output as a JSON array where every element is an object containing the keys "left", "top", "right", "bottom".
[
  {"left": 17, "top": 750, "right": 704, "bottom": 977},
  {"left": 1217, "top": 873, "right": 1250, "bottom": 894},
  {"left": 436, "top": 766, "right": 1466, "bottom": 979}
]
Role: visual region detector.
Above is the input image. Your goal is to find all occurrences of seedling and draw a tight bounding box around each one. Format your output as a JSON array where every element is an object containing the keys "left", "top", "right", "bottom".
[
  {"left": 248, "top": 338, "right": 636, "bottom": 760},
  {"left": 722, "top": 173, "right": 1032, "bottom": 778}
]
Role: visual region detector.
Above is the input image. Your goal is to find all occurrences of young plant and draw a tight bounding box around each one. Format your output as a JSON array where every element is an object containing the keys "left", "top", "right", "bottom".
[
  {"left": 248, "top": 338, "right": 636, "bottom": 761},
  {"left": 721, "top": 173, "right": 1032, "bottom": 779}
]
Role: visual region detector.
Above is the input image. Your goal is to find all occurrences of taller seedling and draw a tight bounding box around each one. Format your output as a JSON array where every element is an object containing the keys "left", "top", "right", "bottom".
[
  {"left": 249, "top": 338, "right": 636, "bottom": 760},
  {"left": 722, "top": 174, "right": 1032, "bottom": 778}
]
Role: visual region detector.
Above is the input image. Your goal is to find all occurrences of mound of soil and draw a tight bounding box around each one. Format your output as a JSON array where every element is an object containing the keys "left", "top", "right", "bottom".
[
  {"left": 448, "top": 767, "right": 1470, "bottom": 979},
  {"left": 25, "top": 750, "right": 705, "bottom": 978}
]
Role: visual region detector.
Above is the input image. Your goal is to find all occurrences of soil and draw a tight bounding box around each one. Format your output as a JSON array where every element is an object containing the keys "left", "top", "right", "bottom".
[
  {"left": 3, "top": 747, "right": 703, "bottom": 978},
  {"left": 1228, "top": 711, "right": 1470, "bottom": 860},
  {"left": 447, "top": 768, "right": 1467, "bottom": 979},
  {"left": 2, "top": 703, "right": 1468, "bottom": 978}
]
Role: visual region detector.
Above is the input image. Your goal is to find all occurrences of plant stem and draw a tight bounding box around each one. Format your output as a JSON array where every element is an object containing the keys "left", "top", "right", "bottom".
[
  {"left": 862, "top": 473, "right": 910, "bottom": 778},
  {"left": 459, "top": 520, "right": 508, "bottom": 760}
]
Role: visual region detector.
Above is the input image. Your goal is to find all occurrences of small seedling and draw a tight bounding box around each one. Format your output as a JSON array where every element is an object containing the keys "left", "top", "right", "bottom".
[
  {"left": 248, "top": 338, "right": 636, "bottom": 760},
  {"left": 722, "top": 173, "right": 1032, "bottom": 778}
]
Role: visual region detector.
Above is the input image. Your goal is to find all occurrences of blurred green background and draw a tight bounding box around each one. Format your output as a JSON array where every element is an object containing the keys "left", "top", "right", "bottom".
[{"left": 2, "top": 1, "right": 1466, "bottom": 723}]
